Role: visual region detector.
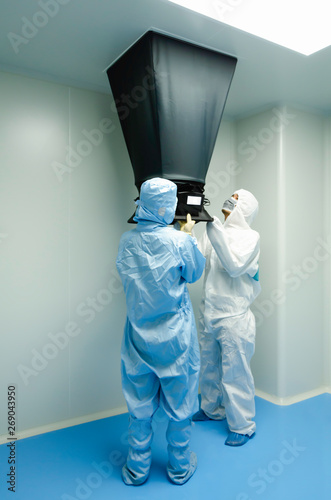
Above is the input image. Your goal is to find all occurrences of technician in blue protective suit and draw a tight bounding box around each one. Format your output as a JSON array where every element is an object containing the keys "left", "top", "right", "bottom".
[
  {"left": 193, "top": 189, "right": 261, "bottom": 447},
  {"left": 116, "top": 177, "right": 206, "bottom": 486}
]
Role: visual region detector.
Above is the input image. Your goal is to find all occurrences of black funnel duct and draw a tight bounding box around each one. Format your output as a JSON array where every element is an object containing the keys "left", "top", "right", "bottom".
[{"left": 107, "top": 30, "right": 237, "bottom": 222}]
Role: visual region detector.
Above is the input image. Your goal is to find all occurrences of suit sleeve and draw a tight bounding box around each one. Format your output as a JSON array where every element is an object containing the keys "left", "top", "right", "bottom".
[
  {"left": 206, "top": 217, "right": 260, "bottom": 278},
  {"left": 196, "top": 229, "right": 210, "bottom": 257},
  {"left": 180, "top": 236, "right": 206, "bottom": 283}
]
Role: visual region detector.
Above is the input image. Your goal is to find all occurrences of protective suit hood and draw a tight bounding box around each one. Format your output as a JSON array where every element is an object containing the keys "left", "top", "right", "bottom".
[
  {"left": 134, "top": 177, "right": 177, "bottom": 225},
  {"left": 233, "top": 189, "right": 258, "bottom": 226}
]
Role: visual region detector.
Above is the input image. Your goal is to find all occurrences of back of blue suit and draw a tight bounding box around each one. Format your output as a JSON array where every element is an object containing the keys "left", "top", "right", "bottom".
[{"left": 116, "top": 178, "right": 205, "bottom": 485}]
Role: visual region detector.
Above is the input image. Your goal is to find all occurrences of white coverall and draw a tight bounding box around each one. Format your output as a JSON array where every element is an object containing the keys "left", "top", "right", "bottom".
[{"left": 198, "top": 189, "right": 261, "bottom": 436}]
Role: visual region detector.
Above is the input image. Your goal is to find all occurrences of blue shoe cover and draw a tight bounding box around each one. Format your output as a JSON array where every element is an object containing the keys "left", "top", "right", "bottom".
[
  {"left": 225, "top": 432, "right": 255, "bottom": 447},
  {"left": 167, "top": 451, "right": 197, "bottom": 485},
  {"left": 192, "top": 409, "right": 211, "bottom": 421},
  {"left": 121, "top": 464, "right": 149, "bottom": 486}
]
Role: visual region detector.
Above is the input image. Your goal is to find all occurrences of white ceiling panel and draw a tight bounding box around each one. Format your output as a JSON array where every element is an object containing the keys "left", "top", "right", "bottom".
[{"left": 0, "top": 0, "right": 330, "bottom": 118}]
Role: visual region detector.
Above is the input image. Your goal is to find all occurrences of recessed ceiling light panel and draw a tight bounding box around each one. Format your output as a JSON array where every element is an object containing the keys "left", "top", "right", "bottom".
[{"left": 167, "top": 0, "right": 331, "bottom": 55}]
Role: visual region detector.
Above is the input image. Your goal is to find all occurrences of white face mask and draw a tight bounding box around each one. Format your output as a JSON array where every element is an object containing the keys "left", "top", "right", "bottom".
[{"left": 222, "top": 196, "right": 237, "bottom": 213}]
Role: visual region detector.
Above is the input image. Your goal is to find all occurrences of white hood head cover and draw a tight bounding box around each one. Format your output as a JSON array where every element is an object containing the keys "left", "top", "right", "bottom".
[{"left": 233, "top": 189, "right": 259, "bottom": 226}]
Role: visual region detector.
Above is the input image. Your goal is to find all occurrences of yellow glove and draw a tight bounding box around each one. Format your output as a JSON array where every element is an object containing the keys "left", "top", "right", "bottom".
[{"left": 178, "top": 213, "right": 196, "bottom": 235}]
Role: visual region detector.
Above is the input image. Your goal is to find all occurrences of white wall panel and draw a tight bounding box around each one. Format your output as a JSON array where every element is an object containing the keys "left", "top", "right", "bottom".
[
  {"left": 0, "top": 71, "right": 71, "bottom": 431},
  {"left": 235, "top": 107, "right": 328, "bottom": 398},
  {"left": 235, "top": 109, "right": 281, "bottom": 396},
  {"left": 324, "top": 116, "right": 331, "bottom": 389},
  {"left": 0, "top": 72, "right": 134, "bottom": 434},
  {"left": 282, "top": 109, "right": 325, "bottom": 396},
  {"left": 1, "top": 69, "right": 330, "bottom": 436},
  {"left": 67, "top": 86, "right": 134, "bottom": 418}
]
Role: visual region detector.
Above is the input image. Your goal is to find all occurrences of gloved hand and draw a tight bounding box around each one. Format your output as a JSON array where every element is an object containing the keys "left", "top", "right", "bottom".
[{"left": 178, "top": 213, "right": 196, "bottom": 235}]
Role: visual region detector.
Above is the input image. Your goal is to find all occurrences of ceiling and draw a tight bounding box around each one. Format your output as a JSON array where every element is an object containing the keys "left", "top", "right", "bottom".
[{"left": 1, "top": 0, "right": 331, "bottom": 119}]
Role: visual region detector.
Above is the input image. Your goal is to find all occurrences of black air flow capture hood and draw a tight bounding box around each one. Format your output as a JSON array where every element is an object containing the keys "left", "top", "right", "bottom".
[{"left": 107, "top": 30, "right": 237, "bottom": 222}]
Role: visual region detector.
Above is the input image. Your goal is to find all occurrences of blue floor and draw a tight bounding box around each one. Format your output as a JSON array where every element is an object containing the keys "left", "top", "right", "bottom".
[{"left": 1, "top": 394, "right": 330, "bottom": 500}]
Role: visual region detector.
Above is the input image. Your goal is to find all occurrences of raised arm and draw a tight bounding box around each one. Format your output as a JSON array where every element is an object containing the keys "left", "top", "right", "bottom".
[{"left": 206, "top": 217, "right": 259, "bottom": 278}]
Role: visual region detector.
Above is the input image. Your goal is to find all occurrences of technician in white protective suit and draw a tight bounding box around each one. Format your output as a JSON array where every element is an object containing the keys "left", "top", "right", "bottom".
[{"left": 192, "top": 189, "right": 261, "bottom": 447}]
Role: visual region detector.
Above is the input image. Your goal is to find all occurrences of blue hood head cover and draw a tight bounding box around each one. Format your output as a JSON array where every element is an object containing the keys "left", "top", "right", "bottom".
[{"left": 133, "top": 177, "right": 178, "bottom": 225}]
